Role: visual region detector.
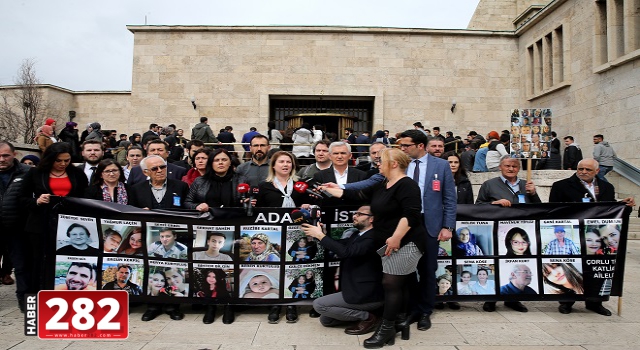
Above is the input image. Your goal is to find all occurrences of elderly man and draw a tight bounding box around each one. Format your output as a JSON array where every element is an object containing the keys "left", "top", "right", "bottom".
[
  {"left": 148, "top": 228, "right": 188, "bottom": 260},
  {"left": 302, "top": 205, "right": 384, "bottom": 335},
  {"left": 355, "top": 141, "right": 387, "bottom": 178},
  {"left": 549, "top": 158, "right": 634, "bottom": 316},
  {"left": 500, "top": 264, "right": 537, "bottom": 295},
  {"left": 313, "top": 141, "right": 367, "bottom": 207},
  {"left": 476, "top": 156, "right": 540, "bottom": 312},
  {"left": 544, "top": 226, "right": 580, "bottom": 255},
  {"left": 57, "top": 262, "right": 96, "bottom": 291},
  {"left": 56, "top": 223, "right": 100, "bottom": 256},
  {"left": 129, "top": 155, "right": 189, "bottom": 209},
  {"left": 127, "top": 140, "right": 187, "bottom": 186},
  {"left": 103, "top": 264, "right": 143, "bottom": 295}
]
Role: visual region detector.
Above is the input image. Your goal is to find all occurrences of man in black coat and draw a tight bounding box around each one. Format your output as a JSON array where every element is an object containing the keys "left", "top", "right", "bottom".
[
  {"left": 562, "top": 136, "right": 582, "bottom": 170},
  {"left": 216, "top": 126, "right": 237, "bottom": 152},
  {"left": 302, "top": 205, "right": 383, "bottom": 335},
  {"left": 549, "top": 158, "right": 635, "bottom": 316},
  {"left": 127, "top": 140, "right": 186, "bottom": 186},
  {"left": 0, "top": 141, "right": 32, "bottom": 311},
  {"left": 313, "top": 142, "right": 366, "bottom": 207}
]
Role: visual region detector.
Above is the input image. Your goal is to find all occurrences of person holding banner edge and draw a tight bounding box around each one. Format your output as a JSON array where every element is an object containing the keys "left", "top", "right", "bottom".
[
  {"left": 476, "top": 155, "right": 540, "bottom": 313},
  {"left": 549, "top": 158, "right": 635, "bottom": 316}
]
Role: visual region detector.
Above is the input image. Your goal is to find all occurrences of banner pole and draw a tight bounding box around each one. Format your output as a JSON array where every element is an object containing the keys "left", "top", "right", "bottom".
[{"left": 527, "top": 158, "right": 532, "bottom": 182}]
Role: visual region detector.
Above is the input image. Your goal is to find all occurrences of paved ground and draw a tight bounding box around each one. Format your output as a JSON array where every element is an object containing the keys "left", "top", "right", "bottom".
[{"left": 1, "top": 241, "right": 639, "bottom": 350}]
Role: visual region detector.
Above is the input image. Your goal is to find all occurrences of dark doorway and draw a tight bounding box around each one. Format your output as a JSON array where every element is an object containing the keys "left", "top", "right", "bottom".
[{"left": 269, "top": 95, "right": 375, "bottom": 138}]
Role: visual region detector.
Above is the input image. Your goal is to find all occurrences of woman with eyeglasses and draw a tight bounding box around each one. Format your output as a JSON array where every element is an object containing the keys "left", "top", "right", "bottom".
[
  {"left": 117, "top": 228, "right": 144, "bottom": 255},
  {"left": 84, "top": 159, "right": 130, "bottom": 205},
  {"left": 20, "top": 142, "right": 89, "bottom": 292},
  {"left": 504, "top": 227, "right": 533, "bottom": 256}
]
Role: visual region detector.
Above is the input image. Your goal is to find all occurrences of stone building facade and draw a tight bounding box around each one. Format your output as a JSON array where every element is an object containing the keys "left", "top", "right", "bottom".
[{"left": 1, "top": 0, "right": 638, "bottom": 169}]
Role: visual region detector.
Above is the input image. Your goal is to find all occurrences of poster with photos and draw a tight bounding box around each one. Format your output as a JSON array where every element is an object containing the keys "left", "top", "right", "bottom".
[
  {"left": 541, "top": 258, "right": 584, "bottom": 295},
  {"left": 285, "top": 225, "right": 324, "bottom": 262},
  {"left": 435, "top": 259, "right": 454, "bottom": 296},
  {"left": 101, "top": 256, "right": 145, "bottom": 295},
  {"left": 239, "top": 225, "right": 282, "bottom": 262},
  {"left": 498, "top": 258, "right": 539, "bottom": 295},
  {"left": 56, "top": 215, "right": 100, "bottom": 256},
  {"left": 238, "top": 265, "right": 280, "bottom": 299},
  {"left": 54, "top": 255, "right": 98, "bottom": 291},
  {"left": 192, "top": 225, "right": 235, "bottom": 262},
  {"left": 510, "top": 108, "right": 552, "bottom": 159},
  {"left": 497, "top": 220, "right": 537, "bottom": 256},
  {"left": 584, "top": 219, "right": 622, "bottom": 255},
  {"left": 284, "top": 263, "right": 323, "bottom": 299},
  {"left": 540, "top": 220, "right": 581, "bottom": 255},
  {"left": 148, "top": 260, "right": 189, "bottom": 297},
  {"left": 147, "top": 222, "right": 190, "bottom": 260}
]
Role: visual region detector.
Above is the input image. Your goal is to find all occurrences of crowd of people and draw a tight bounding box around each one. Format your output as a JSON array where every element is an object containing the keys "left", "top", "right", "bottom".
[{"left": 0, "top": 116, "right": 635, "bottom": 349}]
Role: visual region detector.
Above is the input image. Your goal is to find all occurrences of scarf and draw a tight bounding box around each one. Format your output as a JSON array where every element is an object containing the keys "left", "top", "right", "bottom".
[
  {"left": 246, "top": 233, "right": 280, "bottom": 261},
  {"left": 457, "top": 233, "right": 479, "bottom": 256},
  {"left": 102, "top": 182, "right": 128, "bottom": 205},
  {"left": 274, "top": 178, "right": 296, "bottom": 208}
]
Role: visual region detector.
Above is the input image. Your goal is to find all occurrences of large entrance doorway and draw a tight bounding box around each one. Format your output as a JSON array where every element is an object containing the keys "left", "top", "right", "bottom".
[{"left": 269, "top": 95, "right": 374, "bottom": 138}]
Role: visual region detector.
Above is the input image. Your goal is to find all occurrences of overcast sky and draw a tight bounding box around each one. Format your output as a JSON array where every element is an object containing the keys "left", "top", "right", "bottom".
[{"left": 1, "top": 0, "right": 480, "bottom": 91}]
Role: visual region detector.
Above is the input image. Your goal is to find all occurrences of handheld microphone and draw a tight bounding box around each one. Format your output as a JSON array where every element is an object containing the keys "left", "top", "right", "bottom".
[
  {"left": 290, "top": 209, "right": 307, "bottom": 225},
  {"left": 305, "top": 178, "right": 333, "bottom": 198},
  {"left": 247, "top": 186, "right": 259, "bottom": 216},
  {"left": 237, "top": 183, "right": 250, "bottom": 210},
  {"left": 294, "top": 181, "right": 323, "bottom": 198}
]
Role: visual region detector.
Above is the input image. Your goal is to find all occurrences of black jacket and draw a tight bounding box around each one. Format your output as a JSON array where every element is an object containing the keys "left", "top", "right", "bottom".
[
  {"left": 184, "top": 174, "right": 242, "bottom": 209},
  {"left": 549, "top": 174, "right": 615, "bottom": 203},
  {"left": 318, "top": 229, "right": 384, "bottom": 304},
  {"left": 128, "top": 179, "right": 188, "bottom": 209},
  {"left": 312, "top": 166, "right": 367, "bottom": 207},
  {"left": 20, "top": 165, "right": 88, "bottom": 234},
  {"left": 456, "top": 175, "right": 474, "bottom": 204},
  {"left": 563, "top": 144, "right": 583, "bottom": 170},
  {"left": 0, "top": 161, "right": 32, "bottom": 228},
  {"left": 255, "top": 181, "right": 311, "bottom": 207}
]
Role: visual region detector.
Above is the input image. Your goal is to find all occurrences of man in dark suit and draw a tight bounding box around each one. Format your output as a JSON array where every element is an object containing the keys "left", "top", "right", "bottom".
[
  {"left": 216, "top": 125, "right": 236, "bottom": 152},
  {"left": 128, "top": 154, "right": 188, "bottom": 322},
  {"left": 397, "top": 130, "right": 457, "bottom": 331},
  {"left": 77, "top": 140, "right": 104, "bottom": 184},
  {"left": 549, "top": 158, "right": 635, "bottom": 316},
  {"left": 129, "top": 155, "right": 188, "bottom": 210},
  {"left": 142, "top": 123, "right": 159, "bottom": 143},
  {"left": 355, "top": 142, "right": 386, "bottom": 179},
  {"left": 127, "top": 140, "right": 186, "bottom": 186},
  {"left": 313, "top": 142, "right": 366, "bottom": 207},
  {"left": 302, "top": 205, "right": 384, "bottom": 335}
]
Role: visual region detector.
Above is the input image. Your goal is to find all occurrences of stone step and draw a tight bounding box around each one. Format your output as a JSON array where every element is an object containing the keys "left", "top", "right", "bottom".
[{"left": 628, "top": 216, "right": 640, "bottom": 240}]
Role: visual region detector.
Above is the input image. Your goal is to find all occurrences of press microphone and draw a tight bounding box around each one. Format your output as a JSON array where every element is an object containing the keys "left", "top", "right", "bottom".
[
  {"left": 237, "top": 183, "right": 250, "bottom": 210},
  {"left": 294, "top": 181, "right": 323, "bottom": 198},
  {"left": 290, "top": 209, "right": 307, "bottom": 225},
  {"left": 305, "top": 178, "right": 333, "bottom": 198},
  {"left": 247, "top": 186, "right": 259, "bottom": 216},
  {"left": 290, "top": 207, "right": 320, "bottom": 226}
]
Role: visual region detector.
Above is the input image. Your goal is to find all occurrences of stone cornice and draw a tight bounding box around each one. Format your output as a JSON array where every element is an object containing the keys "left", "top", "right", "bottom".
[{"left": 0, "top": 84, "right": 130, "bottom": 94}]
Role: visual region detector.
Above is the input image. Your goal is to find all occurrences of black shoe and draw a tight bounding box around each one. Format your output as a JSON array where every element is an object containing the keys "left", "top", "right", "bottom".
[
  {"left": 482, "top": 302, "right": 496, "bottom": 312},
  {"left": 141, "top": 307, "right": 162, "bottom": 322},
  {"left": 447, "top": 302, "right": 461, "bottom": 310},
  {"left": 586, "top": 303, "right": 612, "bottom": 316},
  {"left": 558, "top": 303, "right": 572, "bottom": 314},
  {"left": 222, "top": 305, "right": 235, "bottom": 324},
  {"left": 166, "top": 307, "right": 185, "bottom": 320},
  {"left": 17, "top": 298, "right": 25, "bottom": 313},
  {"left": 417, "top": 313, "right": 431, "bottom": 331},
  {"left": 286, "top": 305, "right": 298, "bottom": 323},
  {"left": 309, "top": 308, "right": 321, "bottom": 318},
  {"left": 363, "top": 319, "right": 396, "bottom": 349},
  {"left": 268, "top": 306, "right": 281, "bottom": 324},
  {"left": 504, "top": 301, "right": 528, "bottom": 313},
  {"left": 203, "top": 305, "right": 216, "bottom": 324},
  {"left": 345, "top": 313, "right": 380, "bottom": 335},
  {"left": 434, "top": 302, "right": 445, "bottom": 309}
]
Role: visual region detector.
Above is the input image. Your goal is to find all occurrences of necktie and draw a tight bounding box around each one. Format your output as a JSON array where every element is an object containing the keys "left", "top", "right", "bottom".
[
  {"left": 412, "top": 160, "right": 421, "bottom": 183},
  {"left": 90, "top": 166, "right": 97, "bottom": 183}
]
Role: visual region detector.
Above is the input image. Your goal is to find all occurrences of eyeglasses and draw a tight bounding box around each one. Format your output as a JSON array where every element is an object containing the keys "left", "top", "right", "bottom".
[
  {"left": 353, "top": 212, "right": 373, "bottom": 217},
  {"left": 514, "top": 270, "right": 532, "bottom": 275},
  {"left": 148, "top": 165, "right": 167, "bottom": 172},
  {"left": 399, "top": 143, "right": 416, "bottom": 149},
  {"left": 103, "top": 169, "right": 120, "bottom": 174},
  {"left": 511, "top": 240, "right": 529, "bottom": 246}
]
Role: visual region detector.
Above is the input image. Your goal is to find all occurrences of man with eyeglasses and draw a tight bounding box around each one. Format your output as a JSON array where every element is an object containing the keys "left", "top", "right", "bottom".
[
  {"left": 549, "top": 158, "right": 634, "bottom": 316},
  {"left": 500, "top": 264, "right": 537, "bottom": 295},
  {"left": 476, "top": 155, "right": 540, "bottom": 313},
  {"left": 127, "top": 139, "right": 187, "bottom": 186},
  {"left": 302, "top": 205, "right": 384, "bottom": 335},
  {"left": 236, "top": 135, "right": 272, "bottom": 187},
  {"left": 128, "top": 155, "right": 188, "bottom": 210}
]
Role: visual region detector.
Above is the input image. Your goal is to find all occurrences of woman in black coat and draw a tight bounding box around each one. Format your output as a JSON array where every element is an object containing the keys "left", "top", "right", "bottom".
[
  {"left": 84, "top": 159, "right": 130, "bottom": 205},
  {"left": 20, "top": 142, "right": 88, "bottom": 292},
  {"left": 442, "top": 151, "right": 474, "bottom": 204}
]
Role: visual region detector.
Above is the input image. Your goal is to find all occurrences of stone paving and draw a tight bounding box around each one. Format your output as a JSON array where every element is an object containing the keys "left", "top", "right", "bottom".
[{"left": 1, "top": 241, "right": 639, "bottom": 350}]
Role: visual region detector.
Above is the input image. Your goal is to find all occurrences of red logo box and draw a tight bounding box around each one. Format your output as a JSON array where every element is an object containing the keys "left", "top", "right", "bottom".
[{"left": 37, "top": 290, "right": 129, "bottom": 339}]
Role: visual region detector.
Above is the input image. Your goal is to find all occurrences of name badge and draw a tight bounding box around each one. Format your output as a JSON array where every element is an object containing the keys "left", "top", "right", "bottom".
[
  {"left": 517, "top": 194, "right": 526, "bottom": 203},
  {"left": 432, "top": 179, "right": 441, "bottom": 192},
  {"left": 582, "top": 197, "right": 591, "bottom": 203},
  {"left": 173, "top": 195, "right": 181, "bottom": 207}
]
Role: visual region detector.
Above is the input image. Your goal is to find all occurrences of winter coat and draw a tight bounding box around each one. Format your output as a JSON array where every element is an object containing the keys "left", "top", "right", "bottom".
[
  {"left": 292, "top": 128, "right": 314, "bottom": 157},
  {"left": 593, "top": 141, "right": 616, "bottom": 167},
  {"left": 191, "top": 122, "right": 218, "bottom": 143}
]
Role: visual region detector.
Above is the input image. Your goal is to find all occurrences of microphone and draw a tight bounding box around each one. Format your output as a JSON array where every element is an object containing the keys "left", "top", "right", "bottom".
[
  {"left": 237, "top": 183, "right": 250, "bottom": 210},
  {"left": 305, "top": 178, "right": 333, "bottom": 198},
  {"left": 290, "top": 209, "right": 308, "bottom": 225},
  {"left": 294, "top": 181, "right": 323, "bottom": 198},
  {"left": 247, "top": 186, "right": 259, "bottom": 216},
  {"left": 290, "top": 208, "right": 320, "bottom": 226}
]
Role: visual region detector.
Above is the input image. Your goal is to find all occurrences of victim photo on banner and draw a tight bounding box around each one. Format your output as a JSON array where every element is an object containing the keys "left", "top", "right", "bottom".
[{"left": 47, "top": 198, "right": 632, "bottom": 304}]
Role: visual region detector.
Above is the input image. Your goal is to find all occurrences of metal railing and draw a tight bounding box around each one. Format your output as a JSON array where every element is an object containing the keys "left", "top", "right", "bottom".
[{"left": 614, "top": 158, "right": 640, "bottom": 186}]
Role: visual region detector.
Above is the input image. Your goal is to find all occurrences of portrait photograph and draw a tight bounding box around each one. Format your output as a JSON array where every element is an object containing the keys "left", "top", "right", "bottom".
[
  {"left": 100, "top": 219, "right": 140, "bottom": 255},
  {"left": 498, "top": 259, "right": 539, "bottom": 295},
  {"left": 285, "top": 225, "right": 323, "bottom": 262},
  {"left": 453, "top": 222, "right": 494, "bottom": 257},
  {"left": 56, "top": 215, "right": 100, "bottom": 256},
  {"left": 584, "top": 222, "right": 621, "bottom": 255},
  {"left": 541, "top": 258, "right": 584, "bottom": 295},
  {"left": 284, "top": 265, "right": 323, "bottom": 299},
  {"left": 101, "top": 258, "right": 144, "bottom": 295},
  {"left": 146, "top": 223, "right": 190, "bottom": 260},
  {"left": 540, "top": 221, "right": 580, "bottom": 255},
  {"left": 455, "top": 262, "right": 496, "bottom": 296},
  {"left": 239, "top": 225, "right": 282, "bottom": 262},
  {"left": 192, "top": 226, "right": 235, "bottom": 262},
  {"left": 147, "top": 262, "right": 189, "bottom": 298},
  {"left": 54, "top": 256, "right": 98, "bottom": 291},
  {"left": 238, "top": 267, "right": 280, "bottom": 299},
  {"left": 192, "top": 266, "right": 234, "bottom": 299},
  {"left": 498, "top": 221, "right": 537, "bottom": 256}
]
